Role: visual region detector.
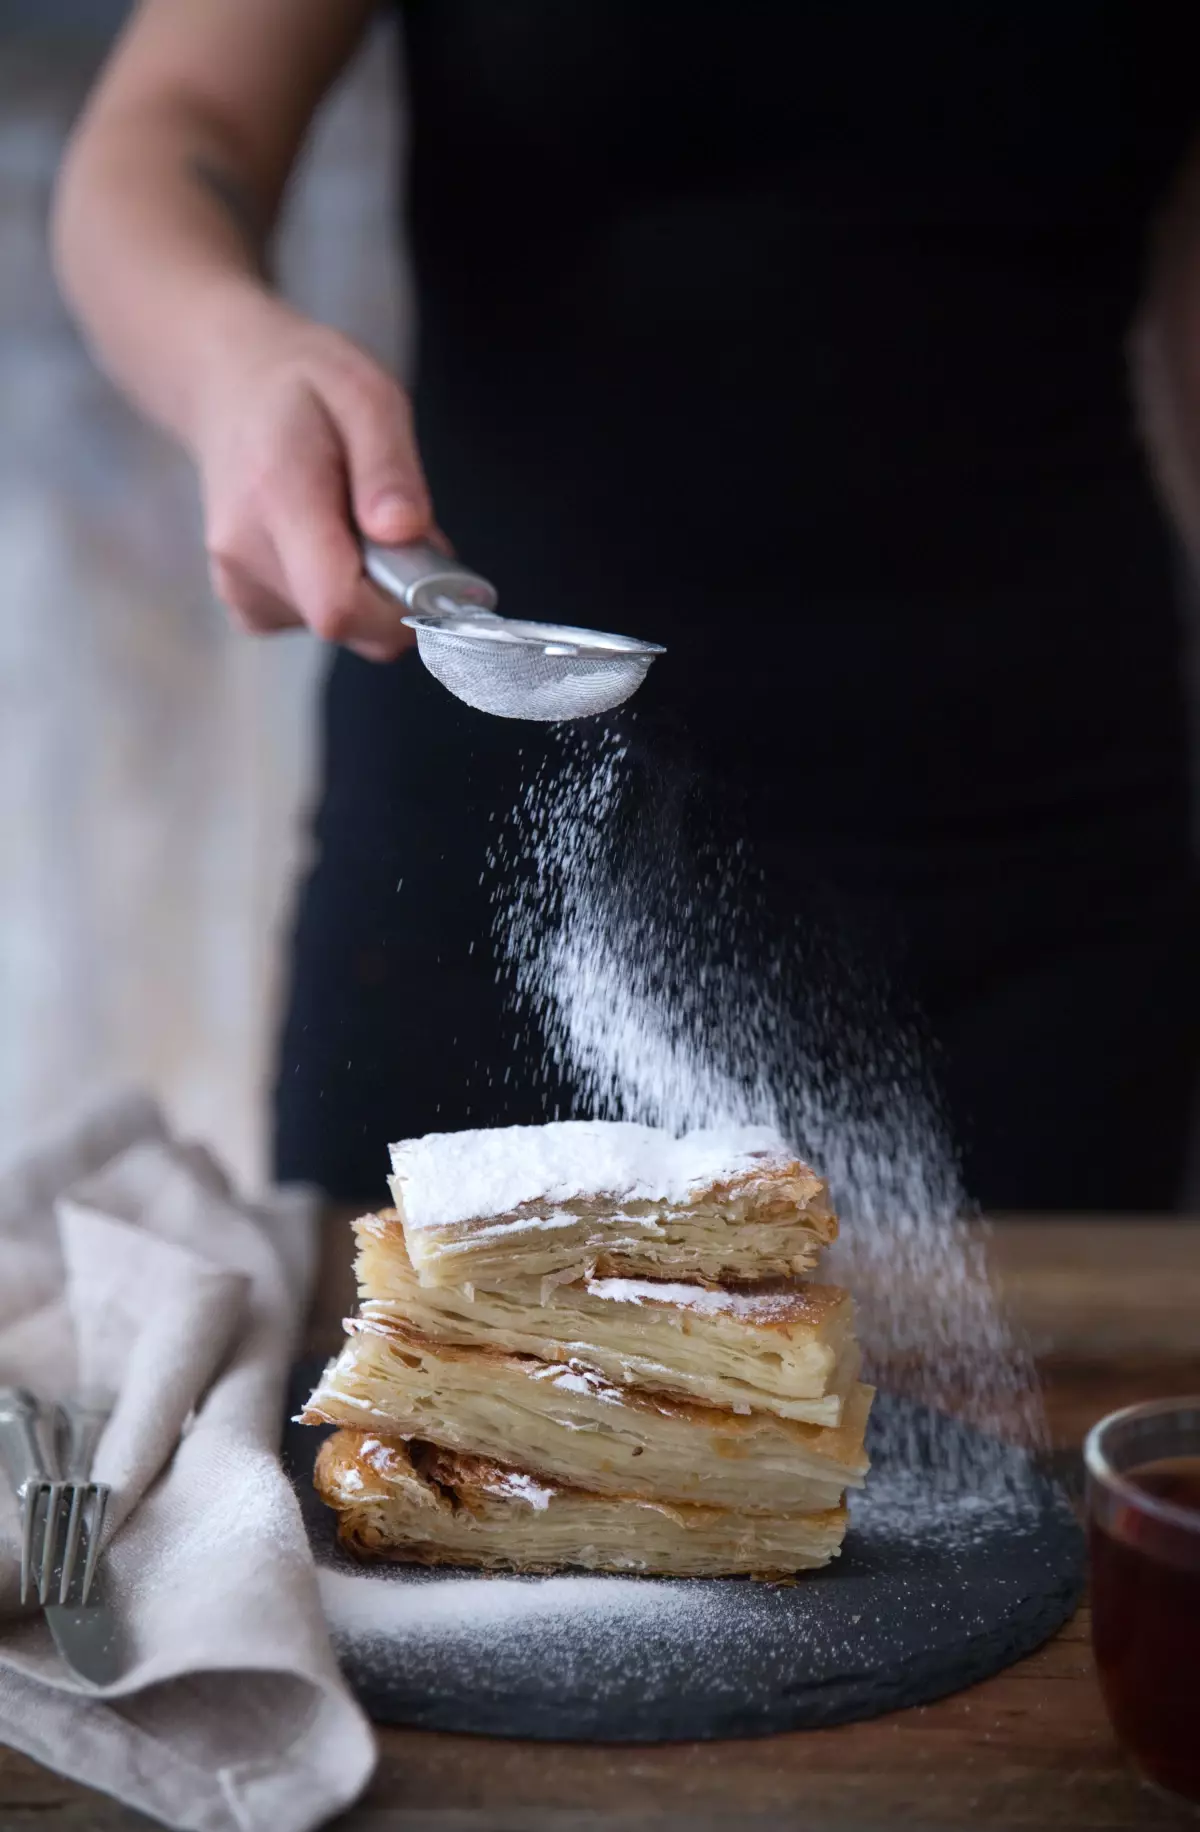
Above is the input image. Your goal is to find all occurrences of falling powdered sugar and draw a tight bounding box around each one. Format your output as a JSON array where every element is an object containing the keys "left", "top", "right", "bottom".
[
  {"left": 300, "top": 725, "right": 1078, "bottom": 1730},
  {"left": 487, "top": 723, "right": 1047, "bottom": 1505}
]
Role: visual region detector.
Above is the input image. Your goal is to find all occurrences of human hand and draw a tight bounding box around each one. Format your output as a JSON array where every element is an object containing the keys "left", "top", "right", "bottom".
[{"left": 192, "top": 290, "right": 433, "bottom": 661}]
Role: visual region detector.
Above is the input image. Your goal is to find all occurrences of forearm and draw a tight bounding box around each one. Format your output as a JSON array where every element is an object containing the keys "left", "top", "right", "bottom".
[
  {"left": 50, "top": 0, "right": 425, "bottom": 660},
  {"left": 53, "top": 102, "right": 286, "bottom": 451},
  {"left": 52, "top": 0, "right": 375, "bottom": 452}
]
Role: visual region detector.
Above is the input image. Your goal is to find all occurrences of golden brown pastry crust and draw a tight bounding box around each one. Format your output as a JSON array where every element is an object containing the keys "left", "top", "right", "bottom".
[
  {"left": 308, "top": 1124, "right": 869, "bottom": 1579},
  {"left": 302, "top": 1317, "right": 872, "bottom": 1515},
  {"left": 315, "top": 1428, "right": 849, "bottom": 1578},
  {"left": 353, "top": 1211, "right": 857, "bottom": 1423}
]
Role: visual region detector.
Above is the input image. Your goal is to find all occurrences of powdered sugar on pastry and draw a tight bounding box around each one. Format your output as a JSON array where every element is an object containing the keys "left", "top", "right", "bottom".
[
  {"left": 529, "top": 1360, "right": 628, "bottom": 1406},
  {"left": 582, "top": 1276, "right": 825, "bottom": 1323},
  {"left": 360, "top": 1436, "right": 405, "bottom": 1476},
  {"left": 388, "top": 1120, "right": 800, "bottom": 1234},
  {"left": 479, "top": 1468, "right": 556, "bottom": 1511}
]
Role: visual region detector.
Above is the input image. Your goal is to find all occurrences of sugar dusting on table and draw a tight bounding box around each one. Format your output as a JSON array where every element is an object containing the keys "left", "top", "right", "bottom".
[{"left": 488, "top": 724, "right": 1046, "bottom": 1493}]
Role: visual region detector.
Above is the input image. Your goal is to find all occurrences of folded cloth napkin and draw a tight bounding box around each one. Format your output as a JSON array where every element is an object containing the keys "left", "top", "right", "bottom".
[{"left": 0, "top": 1090, "right": 376, "bottom": 1832}]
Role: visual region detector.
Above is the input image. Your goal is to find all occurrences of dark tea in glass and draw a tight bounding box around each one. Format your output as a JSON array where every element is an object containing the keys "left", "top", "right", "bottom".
[{"left": 1086, "top": 1400, "right": 1200, "bottom": 1804}]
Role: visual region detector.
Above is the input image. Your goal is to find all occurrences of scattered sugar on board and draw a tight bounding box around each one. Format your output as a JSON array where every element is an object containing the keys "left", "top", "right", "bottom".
[
  {"left": 317, "top": 1561, "right": 860, "bottom": 1707},
  {"left": 312, "top": 1399, "right": 1070, "bottom": 1714},
  {"left": 488, "top": 723, "right": 1047, "bottom": 1500},
  {"left": 320, "top": 1567, "right": 703, "bottom": 1640}
]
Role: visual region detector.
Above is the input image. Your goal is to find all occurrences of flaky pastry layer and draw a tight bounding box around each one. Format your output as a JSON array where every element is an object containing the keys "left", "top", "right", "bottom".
[
  {"left": 316, "top": 1428, "right": 848, "bottom": 1577},
  {"left": 302, "top": 1317, "right": 872, "bottom": 1515},
  {"left": 356, "top": 1211, "right": 857, "bottom": 1422}
]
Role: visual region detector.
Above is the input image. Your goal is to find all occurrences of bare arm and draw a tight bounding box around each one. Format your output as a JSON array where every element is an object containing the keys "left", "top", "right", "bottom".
[{"left": 54, "top": 0, "right": 431, "bottom": 658}]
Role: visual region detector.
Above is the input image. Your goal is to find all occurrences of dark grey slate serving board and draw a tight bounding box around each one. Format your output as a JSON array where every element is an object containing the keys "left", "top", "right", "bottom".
[{"left": 284, "top": 1358, "right": 1083, "bottom": 1742}]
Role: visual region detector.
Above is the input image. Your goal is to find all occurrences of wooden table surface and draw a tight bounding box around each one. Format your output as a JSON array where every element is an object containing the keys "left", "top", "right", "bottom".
[{"left": 3, "top": 1217, "right": 1198, "bottom": 1832}]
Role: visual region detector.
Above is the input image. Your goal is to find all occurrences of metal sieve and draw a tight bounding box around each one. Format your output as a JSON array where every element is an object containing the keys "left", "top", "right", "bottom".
[{"left": 363, "top": 539, "right": 664, "bottom": 721}]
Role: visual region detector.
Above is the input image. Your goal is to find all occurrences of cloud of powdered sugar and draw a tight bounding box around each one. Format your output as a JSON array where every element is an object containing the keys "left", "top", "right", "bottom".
[{"left": 489, "top": 723, "right": 1045, "bottom": 1464}]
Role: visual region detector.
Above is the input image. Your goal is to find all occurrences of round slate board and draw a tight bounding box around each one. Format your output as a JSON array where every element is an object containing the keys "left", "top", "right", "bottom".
[{"left": 283, "top": 1358, "right": 1083, "bottom": 1741}]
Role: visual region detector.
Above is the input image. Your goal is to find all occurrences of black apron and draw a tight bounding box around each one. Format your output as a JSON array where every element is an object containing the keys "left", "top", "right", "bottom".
[{"left": 274, "top": 1, "right": 1200, "bottom": 1208}]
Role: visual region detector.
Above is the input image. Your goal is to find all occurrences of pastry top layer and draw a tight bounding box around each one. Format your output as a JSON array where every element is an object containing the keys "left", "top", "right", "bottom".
[
  {"left": 358, "top": 1210, "right": 847, "bottom": 1333},
  {"left": 387, "top": 1120, "right": 831, "bottom": 1234}
]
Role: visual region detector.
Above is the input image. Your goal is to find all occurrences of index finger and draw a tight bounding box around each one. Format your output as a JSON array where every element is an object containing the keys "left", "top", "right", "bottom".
[{"left": 270, "top": 460, "right": 415, "bottom": 662}]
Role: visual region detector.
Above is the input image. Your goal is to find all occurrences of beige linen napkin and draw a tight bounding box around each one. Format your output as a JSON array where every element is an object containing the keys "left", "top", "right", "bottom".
[{"left": 0, "top": 1091, "right": 376, "bottom": 1832}]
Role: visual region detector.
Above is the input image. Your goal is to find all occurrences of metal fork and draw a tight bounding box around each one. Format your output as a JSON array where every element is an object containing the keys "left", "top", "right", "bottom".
[{"left": 0, "top": 1387, "right": 111, "bottom": 1606}]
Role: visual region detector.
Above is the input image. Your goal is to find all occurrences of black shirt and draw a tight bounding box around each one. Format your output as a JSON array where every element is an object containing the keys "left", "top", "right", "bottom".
[
  {"left": 398, "top": 0, "right": 1199, "bottom": 840},
  {"left": 272, "top": 5, "right": 1200, "bottom": 1206}
]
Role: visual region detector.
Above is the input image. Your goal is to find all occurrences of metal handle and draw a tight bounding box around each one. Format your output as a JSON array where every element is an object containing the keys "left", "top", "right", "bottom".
[
  {"left": 56, "top": 1395, "right": 112, "bottom": 1482},
  {"left": 0, "top": 1387, "right": 52, "bottom": 1495},
  {"left": 362, "top": 537, "right": 499, "bottom": 617}
]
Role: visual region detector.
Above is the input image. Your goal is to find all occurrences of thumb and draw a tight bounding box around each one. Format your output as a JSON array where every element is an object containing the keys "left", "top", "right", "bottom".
[{"left": 325, "top": 364, "right": 433, "bottom": 547}]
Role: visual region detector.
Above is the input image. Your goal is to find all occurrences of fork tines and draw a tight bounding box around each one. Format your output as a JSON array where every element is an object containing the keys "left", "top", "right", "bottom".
[{"left": 20, "top": 1478, "right": 110, "bottom": 1607}]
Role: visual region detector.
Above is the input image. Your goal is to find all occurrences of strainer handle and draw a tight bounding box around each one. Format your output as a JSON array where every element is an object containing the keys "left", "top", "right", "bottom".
[{"left": 362, "top": 538, "right": 498, "bottom": 616}]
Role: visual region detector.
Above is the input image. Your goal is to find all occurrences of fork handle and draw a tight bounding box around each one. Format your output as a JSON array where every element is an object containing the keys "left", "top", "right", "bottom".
[
  {"left": 0, "top": 1387, "right": 52, "bottom": 1494},
  {"left": 58, "top": 1395, "right": 112, "bottom": 1481}
]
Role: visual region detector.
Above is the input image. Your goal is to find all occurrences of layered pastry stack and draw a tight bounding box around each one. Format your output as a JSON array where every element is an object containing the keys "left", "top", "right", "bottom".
[{"left": 303, "top": 1121, "right": 873, "bottom": 1578}]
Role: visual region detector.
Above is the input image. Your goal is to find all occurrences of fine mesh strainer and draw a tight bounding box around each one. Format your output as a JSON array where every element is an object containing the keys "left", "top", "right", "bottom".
[{"left": 364, "top": 539, "right": 664, "bottom": 721}]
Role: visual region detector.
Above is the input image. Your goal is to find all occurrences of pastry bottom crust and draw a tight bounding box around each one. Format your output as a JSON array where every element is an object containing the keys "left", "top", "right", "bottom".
[{"left": 316, "top": 1429, "right": 848, "bottom": 1578}]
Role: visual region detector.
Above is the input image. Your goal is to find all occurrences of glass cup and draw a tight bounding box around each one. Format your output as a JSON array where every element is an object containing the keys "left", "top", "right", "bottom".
[{"left": 1085, "top": 1397, "right": 1200, "bottom": 1805}]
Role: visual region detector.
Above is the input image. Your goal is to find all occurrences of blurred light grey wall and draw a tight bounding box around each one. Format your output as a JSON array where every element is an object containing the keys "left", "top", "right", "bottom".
[{"left": 0, "top": 19, "right": 409, "bottom": 1190}]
